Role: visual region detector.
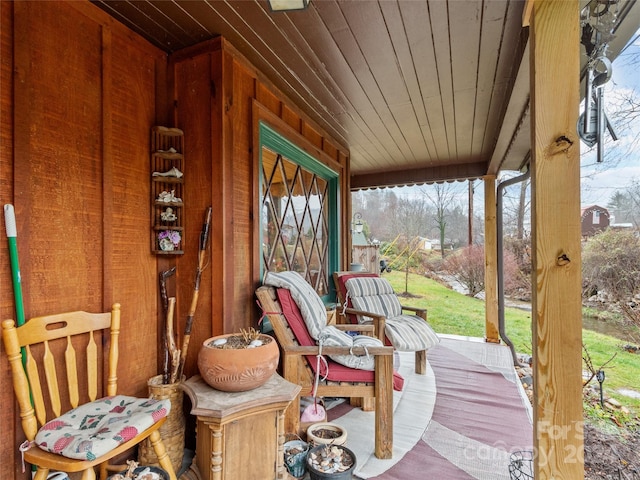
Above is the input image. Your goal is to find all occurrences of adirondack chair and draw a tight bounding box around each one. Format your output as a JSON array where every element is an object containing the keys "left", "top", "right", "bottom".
[
  {"left": 333, "top": 271, "right": 440, "bottom": 375},
  {"left": 255, "top": 274, "right": 398, "bottom": 460},
  {"left": 1, "top": 304, "right": 177, "bottom": 480}
]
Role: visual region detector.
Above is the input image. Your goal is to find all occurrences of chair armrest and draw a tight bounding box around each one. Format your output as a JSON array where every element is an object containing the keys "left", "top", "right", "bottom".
[
  {"left": 333, "top": 324, "right": 375, "bottom": 334},
  {"left": 284, "top": 345, "right": 394, "bottom": 356},
  {"left": 343, "top": 308, "right": 386, "bottom": 342},
  {"left": 401, "top": 305, "right": 427, "bottom": 320}
]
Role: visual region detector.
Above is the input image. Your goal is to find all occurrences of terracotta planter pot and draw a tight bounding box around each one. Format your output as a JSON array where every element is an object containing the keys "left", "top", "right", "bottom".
[{"left": 197, "top": 333, "right": 279, "bottom": 392}]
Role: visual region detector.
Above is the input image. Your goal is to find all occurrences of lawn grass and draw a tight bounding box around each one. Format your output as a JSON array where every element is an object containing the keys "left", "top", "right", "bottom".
[{"left": 383, "top": 270, "right": 640, "bottom": 416}]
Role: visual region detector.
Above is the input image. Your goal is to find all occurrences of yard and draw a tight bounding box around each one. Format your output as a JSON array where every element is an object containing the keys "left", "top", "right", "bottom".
[
  {"left": 382, "top": 270, "right": 640, "bottom": 418},
  {"left": 383, "top": 270, "right": 640, "bottom": 478}
]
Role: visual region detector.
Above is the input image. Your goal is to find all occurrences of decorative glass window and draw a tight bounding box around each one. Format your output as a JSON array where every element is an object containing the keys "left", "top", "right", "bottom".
[{"left": 259, "top": 123, "right": 339, "bottom": 299}]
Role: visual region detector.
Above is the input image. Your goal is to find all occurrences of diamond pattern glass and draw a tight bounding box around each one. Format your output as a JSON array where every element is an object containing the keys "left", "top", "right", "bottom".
[{"left": 261, "top": 148, "right": 329, "bottom": 295}]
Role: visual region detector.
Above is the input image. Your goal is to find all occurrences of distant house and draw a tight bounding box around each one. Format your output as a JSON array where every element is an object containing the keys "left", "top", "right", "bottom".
[
  {"left": 581, "top": 205, "right": 610, "bottom": 238},
  {"left": 418, "top": 236, "right": 433, "bottom": 250},
  {"left": 430, "top": 238, "right": 454, "bottom": 251}
]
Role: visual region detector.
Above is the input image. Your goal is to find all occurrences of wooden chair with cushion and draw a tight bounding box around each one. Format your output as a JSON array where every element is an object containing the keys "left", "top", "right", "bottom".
[
  {"left": 333, "top": 271, "right": 440, "bottom": 375},
  {"left": 256, "top": 273, "right": 399, "bottom": 460},
  {"left": 2, "top": 303, "right": 177, "bottom": 480}
]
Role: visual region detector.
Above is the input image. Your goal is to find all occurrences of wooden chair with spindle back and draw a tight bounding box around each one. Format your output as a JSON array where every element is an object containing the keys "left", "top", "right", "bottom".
[{"left": 2, "top": 303, "right": 177, "bottom": 480}]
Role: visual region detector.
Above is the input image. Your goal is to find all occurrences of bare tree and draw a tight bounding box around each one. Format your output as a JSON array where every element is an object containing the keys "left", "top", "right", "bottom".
[
  {"left": 353, "top": 189, "right": 399, "bottom": 240},
  {"left": 390, "top": 197, "right": 427, "bottom": 293},
  {"left": 608, "top": 182, "right": 640, "bottom": 228},
  {"left": 421, "top": 183, "right": 459, "bottom": 259},
  {"left": 516, "top": 179, "right": 530, "bottom": 240}
]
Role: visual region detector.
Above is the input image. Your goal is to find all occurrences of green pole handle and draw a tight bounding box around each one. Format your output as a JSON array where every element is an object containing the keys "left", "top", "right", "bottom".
[
  {"left": 4, "top": 205, "right": 26, "bottom": 327},
  {"left": 4, "top": 205, "right": 35, "bottom": 473}
]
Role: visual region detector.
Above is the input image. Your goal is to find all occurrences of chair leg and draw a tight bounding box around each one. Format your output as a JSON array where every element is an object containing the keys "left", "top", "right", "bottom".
[
  {"left": 149, "top": 429, "right": 177, "bottom": 480},
  {"left": 360, "top": 397, "right": 375, "bottom": 411},
  {"left": 415, "top": 350, "right": 427, "bottom": 375},
  {"left": 374, "top": 355, "right": 393, "bottom": 459},
  {"left": 33, "top": 468, "right": 50, "bottom": 480},
  {"left": 350, "top": 397, "right": 376, "bottom": 411},
  {"left": 284, "top": 394, "right": 301, "bottom": 435},
  {"left": 80, "top": 468, "right": 97, "bottom": 480},
  {"left": 98, "top": 463, "right": 107, "bottom": 480}
]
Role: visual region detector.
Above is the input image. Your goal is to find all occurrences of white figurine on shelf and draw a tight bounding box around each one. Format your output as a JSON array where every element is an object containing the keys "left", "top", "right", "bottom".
[
  {"left": 157, "top": 190, "right": 182, "bottom": 203},
  {"left": 161, "top": 207, "right": 177, "bottom": 222},
  {"left": 152, "top": 166, "right": 183, "bottom": 178}
]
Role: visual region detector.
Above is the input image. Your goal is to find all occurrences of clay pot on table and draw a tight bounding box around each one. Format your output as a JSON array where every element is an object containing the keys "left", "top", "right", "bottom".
[{"left": 197, "top": 333, "right": 279, "bottom": 392}]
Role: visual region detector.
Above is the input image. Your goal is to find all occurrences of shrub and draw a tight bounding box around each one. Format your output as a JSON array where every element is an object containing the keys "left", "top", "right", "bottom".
[
  {"left": 443, "top": 245, "right": 485, "bottom": 296},
  {"left": 582, "top": 228, "right": 640, "bottom": 327},
  {"left": 443, "top": 244, "right": 524, "bottom": 297}
]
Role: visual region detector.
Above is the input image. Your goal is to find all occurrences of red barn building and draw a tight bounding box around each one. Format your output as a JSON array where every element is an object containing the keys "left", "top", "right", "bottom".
[{"left": 581, "top": 205, "right": 611, "bottom": 238}]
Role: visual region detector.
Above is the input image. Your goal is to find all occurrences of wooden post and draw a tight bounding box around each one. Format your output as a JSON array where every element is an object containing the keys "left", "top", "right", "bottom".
[
  {"left": 529, "top": 1, "right": 584, "bottom": 477},
  {"left": 484, "top": 176, "right": 499, "bottom": 343},
  {"left": 468, "top": 180, "right": 474, "bottom": 246}
]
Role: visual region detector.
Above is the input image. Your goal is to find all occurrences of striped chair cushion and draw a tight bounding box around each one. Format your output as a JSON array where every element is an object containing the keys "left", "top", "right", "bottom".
[
  {"left": 386, "top": 315, "right": 440, "bottom": 351},
  {"left": 345, "top": 277, "right": 402, "bottom": 321},
  {"left": 319, "top": 326, "right": 381, "bottom": 371},
  {"left": 265, "top": 271, "right": 327, "bottom": 340},
  {"left": 345, "top": 276, "right": 440, "bottom": 351}
]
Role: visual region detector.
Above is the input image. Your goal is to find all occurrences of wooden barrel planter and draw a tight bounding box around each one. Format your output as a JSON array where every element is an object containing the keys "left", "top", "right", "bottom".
[{"left": 138, "top": 375, "right": 185, "bottom": 474}]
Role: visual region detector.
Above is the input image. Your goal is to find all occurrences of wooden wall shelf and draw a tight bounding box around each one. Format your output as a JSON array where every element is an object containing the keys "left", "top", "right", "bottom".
[{"left": 151, "top": 126, "right": 185, "bottom": 255}]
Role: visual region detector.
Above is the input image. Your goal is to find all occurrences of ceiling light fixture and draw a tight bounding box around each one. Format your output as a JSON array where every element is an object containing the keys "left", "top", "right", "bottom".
[{"left": 267, "top": 0, "right": 310, "bottom": 12}]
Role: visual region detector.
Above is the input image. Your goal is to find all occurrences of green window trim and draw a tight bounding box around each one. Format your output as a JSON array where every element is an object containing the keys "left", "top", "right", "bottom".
[{"left": 259, "top": 122, "right": 340, "bottom": 303}]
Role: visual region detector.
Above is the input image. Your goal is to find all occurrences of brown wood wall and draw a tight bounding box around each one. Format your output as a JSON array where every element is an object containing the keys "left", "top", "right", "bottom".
[
  {"left": 169, "top": 38, "right": 350, "bottom": 339},
  {"left": 0, "top": 2, "right": 166, "bottom": 477},
  {"left": 1, "top": 3, "right": 349, "bottom": 478}
]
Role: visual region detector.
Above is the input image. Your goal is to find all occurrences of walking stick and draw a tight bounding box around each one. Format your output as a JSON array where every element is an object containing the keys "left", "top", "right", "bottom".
[
  {"left": 159, "top": 267, "right": 176, "bottom": 384},
  {"left": 166, "top": 297, "right": 181, "bottom": 384},
  {"left": 176, "top": 206, "right": 212, "bottom": 381}
]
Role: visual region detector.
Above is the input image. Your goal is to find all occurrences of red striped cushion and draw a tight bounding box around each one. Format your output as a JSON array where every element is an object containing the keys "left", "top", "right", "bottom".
[{"left": 276, "top": 288, "right": 404, "bottom": 390}]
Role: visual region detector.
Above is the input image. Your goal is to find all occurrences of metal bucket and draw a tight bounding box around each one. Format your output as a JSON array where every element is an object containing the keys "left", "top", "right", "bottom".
[{"left": 284, "top": 438, "right": 310, "bottom": 478}]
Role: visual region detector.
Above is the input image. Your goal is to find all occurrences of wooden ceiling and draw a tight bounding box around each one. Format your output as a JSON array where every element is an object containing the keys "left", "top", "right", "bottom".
[{"left": 92, "top": 0, "right": 640, "bottom": 189}]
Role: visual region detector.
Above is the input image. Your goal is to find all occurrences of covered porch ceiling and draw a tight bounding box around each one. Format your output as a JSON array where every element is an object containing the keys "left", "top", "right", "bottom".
[{"left": 92, "top": 0, "right": 640, "bottom": 189}]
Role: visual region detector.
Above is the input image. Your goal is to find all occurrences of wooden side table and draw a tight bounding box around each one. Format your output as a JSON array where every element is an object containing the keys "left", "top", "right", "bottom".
[{"left": 182, "top": 373, "right": 301, "bottom": 480}]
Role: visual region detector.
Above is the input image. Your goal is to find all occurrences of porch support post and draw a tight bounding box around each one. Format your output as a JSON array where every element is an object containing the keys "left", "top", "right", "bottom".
[
  {"left": 529, "top": 0, "right": 584, "bottom": 478},
  {"left": 483, "top": 176, "right": 499, "bottom": 343}
]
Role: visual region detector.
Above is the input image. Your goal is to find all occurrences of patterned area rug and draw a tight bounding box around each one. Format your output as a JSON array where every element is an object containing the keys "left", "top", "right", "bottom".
[{"left": 327, "top": 335, "right": 533, "bottom": 479}]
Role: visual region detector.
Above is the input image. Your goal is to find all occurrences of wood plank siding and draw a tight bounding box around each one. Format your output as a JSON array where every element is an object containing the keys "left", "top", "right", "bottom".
[
  {"left": 1, "top": 3, "right": 167, "bottom": 476},
  {"left": 1, "top": 5, "right": 349, "bottom": 478},
  {"left": 169, "top": 37, "right": 350, "bottom": 337}
]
